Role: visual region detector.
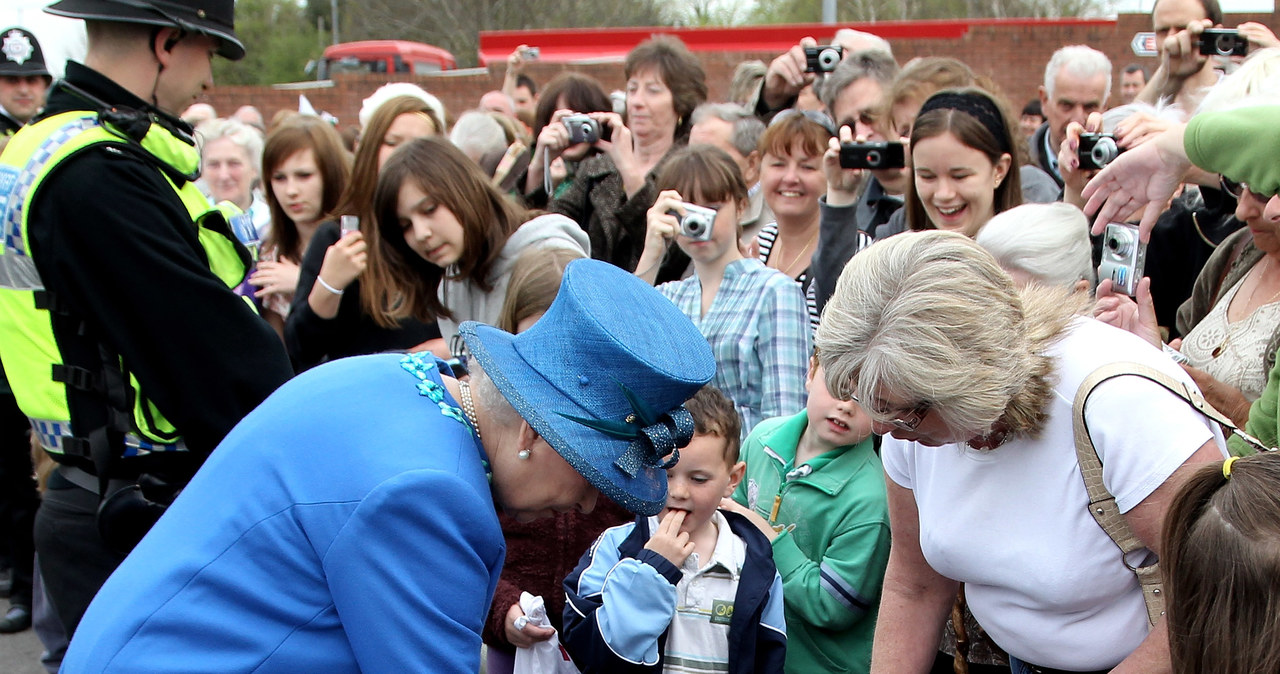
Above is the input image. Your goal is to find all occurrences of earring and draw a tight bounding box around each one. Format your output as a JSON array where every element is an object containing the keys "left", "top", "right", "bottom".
[{"left": 518, "top": 449, "right": 531, "bottom": 460}]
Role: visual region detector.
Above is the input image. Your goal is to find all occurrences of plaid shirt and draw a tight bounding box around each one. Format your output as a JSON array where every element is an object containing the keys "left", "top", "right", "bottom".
[{"left": 659, "top": 258, "right": 811, "bottom": 439}]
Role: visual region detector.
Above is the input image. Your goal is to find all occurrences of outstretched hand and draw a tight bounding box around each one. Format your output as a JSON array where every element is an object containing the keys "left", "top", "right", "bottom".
[{"left": 1081, "top": 122, "right": 1190, "bottom": 242}]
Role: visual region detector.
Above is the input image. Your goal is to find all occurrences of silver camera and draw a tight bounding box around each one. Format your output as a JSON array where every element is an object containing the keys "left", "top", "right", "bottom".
[
  {"left": 1098, "top": 222, "right": 1147, "bottom": 296},
  {"left": 671, "top": 203, "right": 717, "bottom": 242},
  {"left": 562, "top": 114, "right": 608, "bottom": 144}
]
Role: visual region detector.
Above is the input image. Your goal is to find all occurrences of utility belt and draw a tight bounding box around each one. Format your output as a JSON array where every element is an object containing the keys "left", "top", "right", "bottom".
[
  {"left": 38, "top": 421, "right": 186, "bottom": 555},
  {"left": 31, "top": 417, "right": 188, "bottom": 459}
]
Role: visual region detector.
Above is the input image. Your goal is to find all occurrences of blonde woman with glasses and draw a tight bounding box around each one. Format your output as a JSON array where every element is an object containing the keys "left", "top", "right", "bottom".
[{"left": 818, "top": 230, "right": 1225, "bottom": 674}]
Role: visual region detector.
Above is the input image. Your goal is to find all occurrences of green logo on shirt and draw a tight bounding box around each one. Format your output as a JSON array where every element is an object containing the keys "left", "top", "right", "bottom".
[{"left": 711, "top": 599, "right": 734, "bottom": 625}]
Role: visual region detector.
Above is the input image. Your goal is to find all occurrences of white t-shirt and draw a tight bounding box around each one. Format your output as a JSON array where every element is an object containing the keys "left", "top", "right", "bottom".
[{"left": 882, "top": 317, "right": 1227, "bottom": 670}]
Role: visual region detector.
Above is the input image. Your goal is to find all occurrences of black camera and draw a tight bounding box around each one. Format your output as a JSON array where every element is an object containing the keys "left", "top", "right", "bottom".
[
  {"left": 1078, "top": 133, "right": 1125, "bottom": 171},
  {"left": 669, "top": 203, "right": 717, "bottom": 242},
  {"left": 804, "top": 45, "right": 843, "bottom": 73},
  {"left": 1198, "top": 29, "right": 1249, "bottom": 56},
  {"left": 562, "top": 114, "right": 611, "bottom": 144},
  {"left": 839, "top": 141, "right": 905, "bottom": 170}
]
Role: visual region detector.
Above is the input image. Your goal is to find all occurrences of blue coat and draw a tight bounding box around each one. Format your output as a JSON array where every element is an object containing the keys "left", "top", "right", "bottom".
[
  {"left": 562, "top": 510, "right": 787, "bottom": 674},
  {"left": 61, "top": 354, "right": 505, "bottom": 673}
]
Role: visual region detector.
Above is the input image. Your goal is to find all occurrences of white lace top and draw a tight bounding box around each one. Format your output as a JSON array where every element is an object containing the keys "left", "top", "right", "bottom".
[{"left": 1181, "top": 276, "right": 1280, "bottom": 401}]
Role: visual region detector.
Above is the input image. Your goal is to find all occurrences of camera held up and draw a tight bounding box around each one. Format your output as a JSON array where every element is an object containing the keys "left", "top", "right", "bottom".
[
  {"left": 804, "top": 45, "right": 843, "bottom": 73},
  {"left": 839, "top": 141, "right": 906, "bottom": 170},
  {"left": 563, "top": 114, "right": 611, "bottom": 145},
  {"left": 669, "top": 203, "right": 717, "bottom": 242},
  {"left": 1098, "top": 222, "right": 1147, "bottom": 297},
  {"left": 1198, "top": 29, "right": 1249, "bottom": 56},
  {"left": 1078, "top": 133, "right": 1125, "bottom": 171}
]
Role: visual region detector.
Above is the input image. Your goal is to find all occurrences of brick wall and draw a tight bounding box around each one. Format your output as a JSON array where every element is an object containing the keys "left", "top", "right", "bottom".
[{"left": 203, "top": 11, "right": 1278, "bottom": 130}]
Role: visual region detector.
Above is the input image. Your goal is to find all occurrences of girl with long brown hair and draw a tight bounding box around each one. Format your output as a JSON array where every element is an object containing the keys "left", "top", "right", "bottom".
[{"left": 285, "top": 95, "right": 442, "bottom": 370}]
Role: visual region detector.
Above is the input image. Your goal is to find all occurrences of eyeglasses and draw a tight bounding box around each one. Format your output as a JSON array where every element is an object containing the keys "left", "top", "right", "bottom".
[
  {"left": 1221, "top": 176, "right": 1275, "bottom": 203},
  {"left": 850, "top": 393, "right": 931, "bottom": 431}
]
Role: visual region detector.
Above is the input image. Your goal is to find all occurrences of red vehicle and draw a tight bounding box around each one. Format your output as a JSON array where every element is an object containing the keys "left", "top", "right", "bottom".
[{"left": 317, "top": 40, "right": 457, "bottom": 79}]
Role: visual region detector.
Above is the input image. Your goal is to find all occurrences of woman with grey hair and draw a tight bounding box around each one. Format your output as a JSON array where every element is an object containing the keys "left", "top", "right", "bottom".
[
  {"left": 198, "top": 118, "right": 270, "bottom": 238},
  {"left": 975, "top": 202, "right": 1095, "bottom": 292},
  {"left": 817, "top": 230, "right": 1224, "bottom": 673}
]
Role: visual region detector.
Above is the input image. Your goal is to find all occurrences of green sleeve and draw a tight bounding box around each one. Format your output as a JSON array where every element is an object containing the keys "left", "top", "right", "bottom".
[
  {"left": 1185, "top": 106, "right": 1280, "bottom": 198},
  {"left": 1233, "top": 351, "right": 1280, "bottom": 456},
  {"left": 770, "top": 518, "right": 890, "bottom": 631}
]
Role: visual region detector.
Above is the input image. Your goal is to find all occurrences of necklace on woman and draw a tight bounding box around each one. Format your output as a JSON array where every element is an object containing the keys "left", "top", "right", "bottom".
[
  {"left": 1213, "top": 258, "right": 1280, "bottom": 358},
  {"left": 774, "top": 227, "right": 819, "bottom": 278},
  {"left": 967, "top": 421, "right": 1012, "bottom": 450},
  {"left": 458, "top": 381, "right": 482, "bottom": 439}
]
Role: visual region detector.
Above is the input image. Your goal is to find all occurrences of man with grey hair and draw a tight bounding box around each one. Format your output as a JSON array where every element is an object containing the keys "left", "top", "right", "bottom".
[
  {"left": 688, "top": 102, "right": 771, "bottom": 244},
  {"left": 1030, "top": 45, "right": 1112, "bottom": 188},
  {"left": 817, "top": 50, "right": 899, "bottom": 150},
  {"left": 811, "top": 51, "right": 901, "bottom": 313}
]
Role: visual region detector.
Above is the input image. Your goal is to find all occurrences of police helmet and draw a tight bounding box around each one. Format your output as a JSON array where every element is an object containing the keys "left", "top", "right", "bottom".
[
  {"left": 45, "top": 0, "right": 244, "bottom": 61},
  {"left": 0, "top": 27, "right": 51, "bottom": 78}
]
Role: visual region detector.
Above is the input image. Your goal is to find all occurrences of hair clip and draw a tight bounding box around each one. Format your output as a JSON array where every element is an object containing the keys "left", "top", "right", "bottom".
[{"left": 1223, "top": 455, "right": 1241, "bottom": 480}]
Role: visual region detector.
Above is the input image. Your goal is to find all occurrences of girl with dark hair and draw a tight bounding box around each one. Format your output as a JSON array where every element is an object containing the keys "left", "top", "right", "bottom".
[
  {"left": 252, "top": 115, "right": 351, "bottom": 336},
  {"left": 371, "top": 137, "right": 588, "bottom": 346},
  {"left": 904, "top": 88, "right": 1020, "bottom": 237},
  {"left": 522, "top": 72, "right": 612, "bottom": 205},
  {"left": 284, "top": 96, "right": 442, "bottom": 370}
]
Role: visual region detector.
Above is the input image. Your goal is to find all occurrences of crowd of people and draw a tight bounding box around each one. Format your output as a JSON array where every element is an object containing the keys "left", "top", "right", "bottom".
[{"left": 2, "top": 0, "right": 1280, "bottom": 672}]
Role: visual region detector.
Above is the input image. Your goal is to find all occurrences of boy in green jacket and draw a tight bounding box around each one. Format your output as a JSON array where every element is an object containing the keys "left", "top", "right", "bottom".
[{"left": 723, "top": 355, "right": 890, "bottom": 673}]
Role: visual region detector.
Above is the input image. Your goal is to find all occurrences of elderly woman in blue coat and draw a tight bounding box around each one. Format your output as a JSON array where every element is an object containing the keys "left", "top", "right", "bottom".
[{"left": 60, "top": 259, "right": 716, "bottom": 674}]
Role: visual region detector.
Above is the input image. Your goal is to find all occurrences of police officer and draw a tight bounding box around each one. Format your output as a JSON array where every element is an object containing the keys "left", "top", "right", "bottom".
[
  {"left": 0, "top": 27, "right": 51, "bottom": 136},
  {"left": 0, "top": 25, "right": 53, "bottom": 635},
  {"left": 0, "top": 0, "right": 292, "bottom": 640}
]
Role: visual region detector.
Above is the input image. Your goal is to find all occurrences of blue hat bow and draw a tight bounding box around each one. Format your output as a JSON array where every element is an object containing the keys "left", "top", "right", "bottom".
[{"left": 558, "top": 382, "right": 695, "bottom": 478}]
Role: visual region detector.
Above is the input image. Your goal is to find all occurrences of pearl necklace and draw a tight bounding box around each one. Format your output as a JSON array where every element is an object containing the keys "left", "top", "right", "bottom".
[{"left": 458, "top": 381, "right": 481, "bottom": 439}]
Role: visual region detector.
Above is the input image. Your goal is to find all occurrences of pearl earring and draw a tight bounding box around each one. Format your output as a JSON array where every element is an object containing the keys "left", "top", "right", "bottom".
[{"left": 518, "top": 449, "right": 531, "bottom": 460}]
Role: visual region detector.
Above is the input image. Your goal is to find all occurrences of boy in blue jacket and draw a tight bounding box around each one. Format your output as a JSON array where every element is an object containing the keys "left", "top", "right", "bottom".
[{"left": 562, "top": 386, "right": 787, "bottom": 673}]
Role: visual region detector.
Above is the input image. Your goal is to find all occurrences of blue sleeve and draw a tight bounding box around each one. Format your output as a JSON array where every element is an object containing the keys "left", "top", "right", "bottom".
[
  {"left": 757, "top": 277, "right": 812, "bottom": 423},
  {"left": 322, "top": 470, "right": 504, "bottom": 674},
  {"left": 755, "top": 570, "right": 789, "bottom": 673},
  {"left": 562, "top": 526, "right": 679, "bottom": 673}
]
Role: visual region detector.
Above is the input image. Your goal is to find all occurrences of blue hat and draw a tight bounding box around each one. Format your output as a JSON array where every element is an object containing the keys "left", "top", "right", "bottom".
[{"left": 459, "top": 259, "right": 715, "bottom": 516}]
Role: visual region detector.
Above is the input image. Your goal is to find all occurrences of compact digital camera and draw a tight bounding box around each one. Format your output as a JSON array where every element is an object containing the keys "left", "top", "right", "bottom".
[
  {"left": 340, "top": 215, "right": 359, "bottom": 235},
  {"left": 562, "top": 114, "right": 610, "bottom": 144},
  {"left": 839, "top": 141, "right": 906, "bottom": 170},
  {"left": 1078, "top": 133, "right": 1125, "bottom": 171},
  {"left": 520, "top": 46, "right": 540, "bottom": 60},
  {"left": 804, "top": 45, "right": 844, "bottom": 73},
  {"left": 1198, "top": 29, "right": 1249, "bottom": 56},
  {"left": 671, "top": 203, "right": 718, "bottom": 242},
  {"left": 1098, "top": 222, "right": 1147, "bottom": 297}
]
